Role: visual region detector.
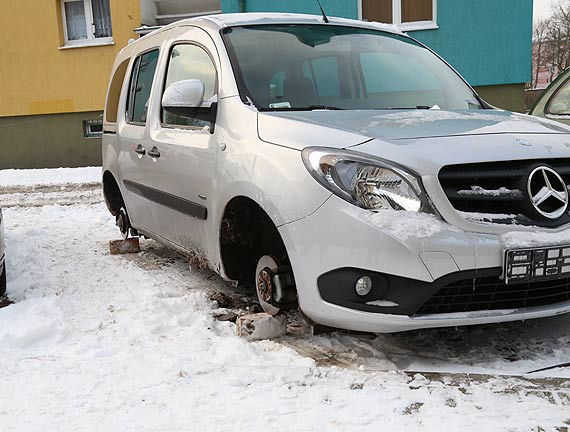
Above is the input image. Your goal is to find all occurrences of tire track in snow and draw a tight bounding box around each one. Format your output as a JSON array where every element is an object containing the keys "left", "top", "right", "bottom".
[{"left": 0, "top": 182, "right": 102, "bottom": 208}]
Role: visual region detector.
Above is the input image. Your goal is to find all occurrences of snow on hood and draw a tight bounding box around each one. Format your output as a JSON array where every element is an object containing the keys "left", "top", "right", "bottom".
[{"left": 257, "top": 109, "right": 570, "bottom": 150}]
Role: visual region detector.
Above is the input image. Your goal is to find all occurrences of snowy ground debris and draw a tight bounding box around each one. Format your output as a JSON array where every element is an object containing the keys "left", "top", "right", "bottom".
[
  {"left": 236, "top": 313, "right": 288, "bottom": 341},
  {"left": 1, "top": 168, "right": 570, "bottom": 431}
]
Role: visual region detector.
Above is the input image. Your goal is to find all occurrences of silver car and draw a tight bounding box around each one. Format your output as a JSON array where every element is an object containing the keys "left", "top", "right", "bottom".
[
  {"left": 103, "top": 13, "right": 570, "bottom": 333},
  {"left": 530, "top": 67, "right": 570, "bottom": 127}
]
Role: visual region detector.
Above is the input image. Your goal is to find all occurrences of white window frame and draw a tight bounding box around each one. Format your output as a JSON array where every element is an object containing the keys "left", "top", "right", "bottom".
[
  {"left": 358, "top": 0, "right": 438, "bottom": 32},
  {"left": 61, "top": 0, "right": 113, "bottom": 47},
  {"left": 84, "top": 119, "right": 104, "bottom": 138}
]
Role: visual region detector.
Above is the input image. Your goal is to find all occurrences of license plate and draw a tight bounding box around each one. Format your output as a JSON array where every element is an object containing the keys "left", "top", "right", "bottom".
[{"left": 505, "top": 245, "right": 570, "bottom": 284}]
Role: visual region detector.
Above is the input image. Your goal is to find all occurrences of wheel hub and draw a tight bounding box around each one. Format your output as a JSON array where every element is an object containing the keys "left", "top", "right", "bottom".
[
  {"left": 255, "top": 255, "right": 280, "bottom": 316},
  {"left": 116, "top": 208, "right": 130, "bottom": 239},
  {"left": 257, "top": 267, "right": 273, "bottom": 303}
]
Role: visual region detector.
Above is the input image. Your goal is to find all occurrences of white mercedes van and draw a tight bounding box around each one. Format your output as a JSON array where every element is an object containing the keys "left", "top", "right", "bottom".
[{"left": 102, "top": 13, "right": 570, "bottom": 333}]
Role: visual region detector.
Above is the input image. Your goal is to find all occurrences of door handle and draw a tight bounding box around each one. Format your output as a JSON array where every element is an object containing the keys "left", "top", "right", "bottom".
[
  {"left": 135, "top": 144, "right": 146, "bottom": 157},
  {"left": 148, "top": 146, "right": 161, "bottom": 159}
]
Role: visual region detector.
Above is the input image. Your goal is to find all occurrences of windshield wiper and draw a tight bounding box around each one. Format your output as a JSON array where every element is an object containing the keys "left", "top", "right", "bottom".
[
  {"left": 383, "top": 106, "right": 433, "bottom": 110},
  {"left": 260, "top": 105, "right": 344, "bottom": 112},
  {"left": 304, "top": 105, "right": 344, "bottom": 110}
]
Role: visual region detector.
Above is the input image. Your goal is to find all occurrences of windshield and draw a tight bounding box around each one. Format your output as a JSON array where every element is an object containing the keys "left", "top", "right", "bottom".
[{"left": 221, "top": 24, "right": 483, "bottom": 111}]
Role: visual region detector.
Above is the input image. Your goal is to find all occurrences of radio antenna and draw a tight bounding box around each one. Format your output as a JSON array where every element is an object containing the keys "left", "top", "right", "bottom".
[{"left": 315, "top": 0, "right": 330, "bottom": 23}]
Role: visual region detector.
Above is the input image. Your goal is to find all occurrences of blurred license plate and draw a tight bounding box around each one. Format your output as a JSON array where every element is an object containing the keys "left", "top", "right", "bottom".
[{"left": 505, "top": 245, "right": 570, "bottom": 284}]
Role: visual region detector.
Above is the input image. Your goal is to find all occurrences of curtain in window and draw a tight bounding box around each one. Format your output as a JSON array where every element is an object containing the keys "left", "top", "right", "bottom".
[
  {"left": 92, "top": 0, "right": 112, "bottom": 38},
  {"left": 65, "top": 1, "right": 88, "bottom": 40},
  {"left": 362, "top": 0, "right": 392, "bottom": 24},
  {"left": 401, "top": 0, "right": 433, "bottom": 23}
]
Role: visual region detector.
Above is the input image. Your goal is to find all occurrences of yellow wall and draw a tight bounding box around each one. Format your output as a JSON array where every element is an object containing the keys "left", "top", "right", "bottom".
[{"left": 0, "top": 0, "right": 140, "bottom": 117}]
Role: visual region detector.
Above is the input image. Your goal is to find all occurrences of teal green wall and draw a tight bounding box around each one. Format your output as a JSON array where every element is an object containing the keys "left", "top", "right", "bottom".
[
  {"left": 221, "top": 0, "right": 357, "bottom": 19},
  {"left": 411, "top": 0, "right": 533, "bottom": 86},
  {"left": 220, "top": 0, "right": 533, "bottom": 87}
]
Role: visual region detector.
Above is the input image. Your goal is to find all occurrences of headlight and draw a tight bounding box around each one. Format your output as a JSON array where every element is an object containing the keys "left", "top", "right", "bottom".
[{"left": 302, "top": 147, "right": 429, "bottom": 212}]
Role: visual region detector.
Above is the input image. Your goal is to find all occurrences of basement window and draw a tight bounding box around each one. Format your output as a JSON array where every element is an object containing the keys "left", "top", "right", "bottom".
[
  {"left": 84, "top": 119, "right": 103, "bottom": 138},
  {"left": 61, "top": 0, "right": 113, "bottom": 47},
  {"left": 360, "top": 0, "right": 438, "bottom": 31}
]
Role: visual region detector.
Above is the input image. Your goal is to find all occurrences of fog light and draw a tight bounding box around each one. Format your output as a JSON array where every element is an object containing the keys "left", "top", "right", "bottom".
[{"left": 355, "top": 276, "right": 373, "bottom": 296}]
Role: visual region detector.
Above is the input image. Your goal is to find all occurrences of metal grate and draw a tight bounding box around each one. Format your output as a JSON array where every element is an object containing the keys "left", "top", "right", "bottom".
[
  {"left": 438, "top": 159, "right": 570, "bottom": 227},
  {"left": 417, "top": 275, "right": 570, "bottom": 315}
]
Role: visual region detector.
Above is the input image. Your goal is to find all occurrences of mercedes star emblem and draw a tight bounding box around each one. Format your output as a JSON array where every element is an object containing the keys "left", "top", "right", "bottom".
[{"left": 527, "top": 166, "right": 569, "bottom": 219}]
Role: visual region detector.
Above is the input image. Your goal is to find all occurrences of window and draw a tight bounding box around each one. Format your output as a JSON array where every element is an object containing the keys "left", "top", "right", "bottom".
[
  {"left": 162, "top": 44, "right": 217, "bottom": 127},
  {"left": 223, "top": 25, "right": 481, "bottom": 111},
  {"left": 127, "top": 50, "right": 160, "bottom": 124},
  {"left": 303, "top": 57, "right": 341, "bottom": 98},
  {"left": 84, "top": 119, "right": 103, "bottom": 138},
  {"left": 265, "top": 57, "right": 341, "bottom": 109},
  {"left": 360, "top": 52, "right": 447, "bottom": 109},
  {"left": 61, "top": 0, "right": 113, "bottom": 46},
  {"left": 360, "top": 52, "right": 441, "bottom": 93},
  {"left": 547, "top": 78, "right": 570, "bottom": 116},
  {"left": 361, "top": 0, "right": 437, "bottom": 31},
  {"left": 105, "top": 58, "right": 130, "bottom": 123}
]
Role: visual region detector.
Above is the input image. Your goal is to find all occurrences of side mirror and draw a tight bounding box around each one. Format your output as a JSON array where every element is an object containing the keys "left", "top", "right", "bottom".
[
  {"left": 162, "top": 79, "right": 205, "bottom": 110},
  {"left": 162, "top": 79, "right": 218, "bottom": 132}
]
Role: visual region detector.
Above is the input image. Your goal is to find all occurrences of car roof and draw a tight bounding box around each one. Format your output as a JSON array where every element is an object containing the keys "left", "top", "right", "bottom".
[{"left": 155, "top": 12, "right": 404, "bottom": 36}]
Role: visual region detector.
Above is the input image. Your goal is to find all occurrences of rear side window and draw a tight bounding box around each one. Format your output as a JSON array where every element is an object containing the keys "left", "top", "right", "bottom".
[
  {"left": 126, "top": 49, "right": 159, "bottom": 124},
  {"left": 105, "top": 58, "right": 129, "bottom": 123}
]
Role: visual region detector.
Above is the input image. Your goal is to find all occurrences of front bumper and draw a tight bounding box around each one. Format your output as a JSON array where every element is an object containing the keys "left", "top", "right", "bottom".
[{"left": 279, "top": 195, "right": 570, "bottom": 333}]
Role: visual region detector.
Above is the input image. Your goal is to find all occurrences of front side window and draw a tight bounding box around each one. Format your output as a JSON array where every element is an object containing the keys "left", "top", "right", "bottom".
[
  {"left": 547, "top": 78, "right": 570, "bottom": 116},
  {"left": 126, "top": 50, "right": 160, "bottom": 124},
  {"left": 222, "top": 25, "right": 481, "bottom": 112},
  {"left": 162, "top": 44, "right": 217, "bottom": 127},
  {"left": 61, "top": 0, "right": 113, "bottom": 46},
  {"left": 361, "top": 0, "right": 437, "bottom": 31}
]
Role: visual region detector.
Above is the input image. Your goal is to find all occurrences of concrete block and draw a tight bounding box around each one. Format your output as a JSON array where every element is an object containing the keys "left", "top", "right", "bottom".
[
  {"left": 109, "top": 238, "right": 140, "bottom": 255},
  {"left": 236, "top": 313, "right": 287, "bottom": 341}
]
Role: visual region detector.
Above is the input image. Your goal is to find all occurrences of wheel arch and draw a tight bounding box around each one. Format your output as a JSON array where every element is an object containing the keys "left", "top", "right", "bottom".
[
  {"left": 102, "top": 170, "right": 124, "bottom": 216},
  {"left": 218, "top": 194, "right": 290, "bottom": 284}
]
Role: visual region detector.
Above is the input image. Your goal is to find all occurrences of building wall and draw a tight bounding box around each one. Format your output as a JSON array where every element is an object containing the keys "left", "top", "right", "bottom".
[
  {"left": 0, "top": 112, "right": 103, "bottom": 169},
  {"left": 221, "top": 0, "right": 357, "bottom": 18},
  {"left": 0, "top": 0, "right": 533, "bottom": 169},
  {"left": 411, "top": 0, "right": 533, "bottom": 88},
  {"left": 0, "top": 0, "right": 140, "bottom": 118},
  {"left": 0, "top": 0, "right": 140, "bottom": 169},
  {"left": 474, "top": 84, "right": 526, "bottom": 113}
]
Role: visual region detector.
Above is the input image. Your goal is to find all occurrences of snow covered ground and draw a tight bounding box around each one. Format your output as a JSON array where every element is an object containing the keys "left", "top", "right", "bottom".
[
  {"left": 1, "top": 168, "right": 570, "bottom": 431},
  {"left": 0, "top": 166, "right": 100, "bottom": 188}
]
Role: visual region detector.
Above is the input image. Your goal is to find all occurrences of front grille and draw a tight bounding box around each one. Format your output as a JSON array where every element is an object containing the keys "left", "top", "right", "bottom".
[
  {"left": 439, "top": 159, "right": 570, "bottom": 227},
  {"left": 417, "top": 275, "right": 570, "bottom": 315}
]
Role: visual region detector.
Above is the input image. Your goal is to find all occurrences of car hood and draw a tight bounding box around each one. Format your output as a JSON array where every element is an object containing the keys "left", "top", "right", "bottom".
[{"left": 257, "top": 109, "right": 570, "bottom": 149}]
